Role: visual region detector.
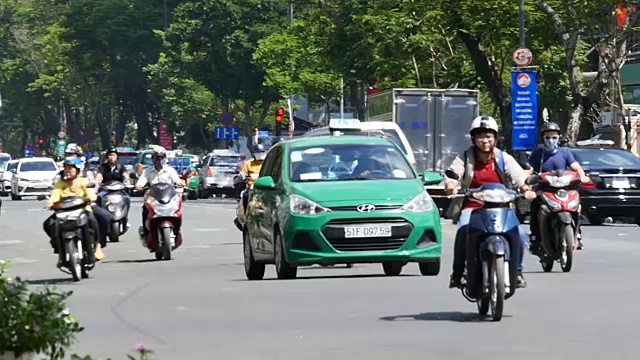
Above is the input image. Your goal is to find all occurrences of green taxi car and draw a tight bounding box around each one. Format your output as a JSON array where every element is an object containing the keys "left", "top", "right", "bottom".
[{"left": 242, "top": 130, "right": 443, "bottom": 280}]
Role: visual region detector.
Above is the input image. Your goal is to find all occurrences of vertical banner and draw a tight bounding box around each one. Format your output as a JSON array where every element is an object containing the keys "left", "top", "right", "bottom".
[
  {"left": 511, "top": 71, "right": 538, "bottom": 150},
  {"left": 158, "top": 121, "right": 173, "bottom": 150}
]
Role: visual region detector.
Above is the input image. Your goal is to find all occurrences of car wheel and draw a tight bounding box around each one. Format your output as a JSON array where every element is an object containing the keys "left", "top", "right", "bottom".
[
  {"left": 243, "top": 229, "right": 265, "bottom": 280},
  {"left": 274, "top": 228, "right": 297, "bottom": 280},
  {"left": 587, "top": 216, "right": 604, "bottom": 225},
  {"left": 418, "top": 259, "right": 440, "bottom": 276},
  {"left": 11, "top": 193, "right": 21, "bottom": 201},
  {"left": 382, "top": 261, "right": 403, "bottom": 276}
]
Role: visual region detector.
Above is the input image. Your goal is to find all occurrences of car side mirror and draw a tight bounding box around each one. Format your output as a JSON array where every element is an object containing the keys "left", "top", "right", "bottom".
[
  {"left": 525, "top": 175, "right": 539, "bottom": 185},
  {"left": 254, "top": 176, "right": 276, "bottom": 190},
  {"left": 422, "top": 171, "right": 442, "bottom": 185},
  {"left": 9, "top": 169, "right": 16, "bottom": 174}
]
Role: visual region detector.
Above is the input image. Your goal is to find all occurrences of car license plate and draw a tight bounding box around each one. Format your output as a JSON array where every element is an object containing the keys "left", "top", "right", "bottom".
[
  {"left": 344, "top": 225, "right": 392, "bottom": 238},
  {"left": 612, "top": 177, "right": 630, "bottom": 188},
  {"left": 34, "top": 183, "right": 49, "bottom": 189}
]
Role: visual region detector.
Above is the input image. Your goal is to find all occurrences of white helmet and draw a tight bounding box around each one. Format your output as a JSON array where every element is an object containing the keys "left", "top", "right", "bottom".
[
  {"left": 152, "top": 146, "right": 167, "bottom": 158},
  {"left": 469, "top": 115, "right": 499, "bottom": 136}
]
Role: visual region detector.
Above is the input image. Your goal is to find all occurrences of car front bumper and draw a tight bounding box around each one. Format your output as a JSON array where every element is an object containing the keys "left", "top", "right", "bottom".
[
  {"left": 14, "top": 180, "right": 53, "bottom": 196},
  {"left": 282, "top": 208, "right": 442, "bottom": 265},
  {"left": 581, "top": 193, "right": 640, "bottom": 218}
]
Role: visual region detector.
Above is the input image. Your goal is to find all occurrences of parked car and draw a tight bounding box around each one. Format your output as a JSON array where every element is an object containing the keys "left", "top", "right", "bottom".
[
  {"left": 10, "top": 157, "right": 59, "bottom": 200},
  {"left": 0, "top": 160, "right": 18, "bottom": 196},
  {"left": 569, "top": 147, "right": 640, "bottom": 225}
]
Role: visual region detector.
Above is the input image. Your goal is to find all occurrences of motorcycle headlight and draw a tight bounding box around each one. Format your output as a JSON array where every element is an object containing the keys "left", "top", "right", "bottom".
[
  {"left": 107, "top": 203, "right": 117, "bottom": 212},
  {"left": 567, "top": 198, "right": 579, "bottom": 210},
  {"left": 401, "top": 191, "right": 434, "bottom": 212},
  {"left": 472, "top": 189, "right": 516, "bottom": 203},
  {"left": 289, "top": 194, "right": 329, "bottom": 215},
  {"left": 542, "top": 194, "right": 562, "bottom": 210}
]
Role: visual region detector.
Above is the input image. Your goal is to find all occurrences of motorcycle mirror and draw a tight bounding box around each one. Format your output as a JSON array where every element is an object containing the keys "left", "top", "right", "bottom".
[
  {"left": 518, "top": 161, "right": 532, "bottom": 170},
  {"left": 444, "top": 170, "right": 459, "bottom": 180},
  {"left": 86, "top": 182, "right": 96, "bottom": 188},
  {"left": 525, "top": 175, "right": 539, "bottom": 185}
]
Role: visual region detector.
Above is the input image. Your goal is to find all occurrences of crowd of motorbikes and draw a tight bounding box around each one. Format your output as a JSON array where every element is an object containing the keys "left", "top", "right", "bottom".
[
  {"left": 46, "top": 152, "right": 585, "bottom": 325},
  {"left": 445, "top": 169, "right": 583, "bottom": 321},
  {"left": 49, "top": 178, "right": 185, "bottom": 282}
]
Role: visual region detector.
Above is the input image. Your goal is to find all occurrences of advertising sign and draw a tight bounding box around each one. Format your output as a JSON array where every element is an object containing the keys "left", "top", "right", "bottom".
[
  {"left": 158, "top": 121, "right": 173, "bottom": 150},
  {"left": 511, "top": 71, "right": 538, "bottom": 150}
]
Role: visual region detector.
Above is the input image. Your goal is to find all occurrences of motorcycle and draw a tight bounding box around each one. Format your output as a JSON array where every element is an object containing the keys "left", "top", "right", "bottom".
[
  {"left": 233, "top": 174, "right": 251, "bottom": 231},
  {"left": 142, "top": 183, "right": 184, "bottom": 260},
  {"left": 525, "top": 170, "right": 581, "bottom": 273},
  {"left": 98, "top": 180, "right": 131, "bottom": 243},
  {"left": 446, "top": 171, "right": 523, "bottom": 322},
  {"left": 51, "top": 195, "right": 96, "bottom": 282}
]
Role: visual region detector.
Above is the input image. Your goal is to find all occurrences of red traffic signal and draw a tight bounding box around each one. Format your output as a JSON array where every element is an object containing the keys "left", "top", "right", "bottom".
[
  {"left": 38, "top": 137, "right": 44, "bottom": 145},
  {"left": 275, "top": 107, "right": 285, "bottom": 123}
]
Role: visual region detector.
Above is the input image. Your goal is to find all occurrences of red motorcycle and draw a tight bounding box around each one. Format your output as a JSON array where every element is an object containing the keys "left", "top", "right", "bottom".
[
  {"left": 142, "top": 183, "right": 184, "bottom": 260},
  {"left": 526, "top": 170, "right": 581, "bottom": 273}
]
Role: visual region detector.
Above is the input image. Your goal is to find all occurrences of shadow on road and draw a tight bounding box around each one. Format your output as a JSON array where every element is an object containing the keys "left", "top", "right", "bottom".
[
  {"left": 379, "top": 311, "right": 509, "bottom": 323},
  {"left": 102, "top": 259, "right": 158, "bottom": 264},
  {"left": 229, "top": 273, "right": 418, "bottom": 281},
  {"left": 25, "top": 277, "right": 78, "bottom": 285}
]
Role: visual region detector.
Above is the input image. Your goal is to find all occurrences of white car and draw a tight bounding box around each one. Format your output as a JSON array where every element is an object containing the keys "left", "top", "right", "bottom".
[
  {"left": 1, "top": 160, "right": 19, "bottom": 196},
  {"left": 10, "top": 157, "right": 59, "bottom": 200}
]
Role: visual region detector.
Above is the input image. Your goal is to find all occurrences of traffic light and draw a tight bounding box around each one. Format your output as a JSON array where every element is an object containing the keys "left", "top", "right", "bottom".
[
  {"left": 275, "top": 107, "right": 285, "bottom": 136},
  {"left": 275, "top": 107, "right": 284, "bottom": 123},
  {"left": 37, "top": 135, "right": 44, "bottom": 151}
]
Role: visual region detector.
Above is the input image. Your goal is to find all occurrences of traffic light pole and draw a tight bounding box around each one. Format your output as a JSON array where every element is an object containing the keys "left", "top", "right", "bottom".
[{"left": 519, "top": 0, "right": 525, "bottom": 48}]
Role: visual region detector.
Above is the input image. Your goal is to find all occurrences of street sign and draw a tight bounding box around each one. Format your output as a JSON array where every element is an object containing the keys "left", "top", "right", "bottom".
[
  {"left": 220, "top": 112, "right": 234, "bottom": 126},
  {"left": 513, "top": 47, "right": 533, "bottom": 67},
  {"left": 214, "top": 126, "right": 240, "bottom": 140},
  {"left": 56, "top": 139, "right": 67, "bottom": 159}
]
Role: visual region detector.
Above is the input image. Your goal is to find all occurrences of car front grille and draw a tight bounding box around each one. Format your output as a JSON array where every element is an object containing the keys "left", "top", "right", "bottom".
[
  {"left": 327, "top": 205, "right": 402, "bottom": 211},
  {"left": 321, "top": 218, "right": 412, "bottom": 252}
]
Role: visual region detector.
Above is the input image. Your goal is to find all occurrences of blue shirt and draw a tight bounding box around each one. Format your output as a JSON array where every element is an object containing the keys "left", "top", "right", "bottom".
[{"left": 528, "top": 147, "right": 576, "bottom": 173}]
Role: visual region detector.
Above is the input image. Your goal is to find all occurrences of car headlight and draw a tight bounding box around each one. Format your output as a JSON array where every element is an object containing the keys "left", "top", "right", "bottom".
[
  {"left": 402, "top": 191, "right": 434, "bottom": 212},
  {"left": 18, "top": 178, "right": 29, "bottom": 182},
  {"left": 290, "top": 194, "right": 329, "bottom": 215}
]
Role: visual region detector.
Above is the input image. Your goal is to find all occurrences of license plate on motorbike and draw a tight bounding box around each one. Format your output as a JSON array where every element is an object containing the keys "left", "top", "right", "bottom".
[
  {"left": 612, "top": 177, "right": 630, "bottom": 188},
  {"left": 344, "top": 225, "right": 392, "bottom": 238}
]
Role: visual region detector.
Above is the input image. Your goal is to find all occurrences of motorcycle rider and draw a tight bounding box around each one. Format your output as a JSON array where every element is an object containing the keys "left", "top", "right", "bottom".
[
  {"left": 135, "top": 146, "right": 185, "bottom": 240},
  {"left": 445, "top": 115, "right": 536, "bottom": 289},
  {"left": 44, "top": 157, "right": 105, "bottom": 263},
  {"left": 237, "top": 143, "right": 268, "bottom": 214},
  {"left": 94, "top": 146, "right": 131, "bottom": 228},
  {"left": 527, "top": 122, "right": 589, "bottom": 252}
]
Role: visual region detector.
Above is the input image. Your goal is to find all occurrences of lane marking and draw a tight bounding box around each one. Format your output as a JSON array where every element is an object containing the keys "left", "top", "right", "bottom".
[{"left": 0, "top": 240, "right": 23, "bottom": 245}]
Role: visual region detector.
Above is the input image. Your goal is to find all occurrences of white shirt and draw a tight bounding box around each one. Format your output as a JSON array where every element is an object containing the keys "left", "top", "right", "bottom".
[{"left": 136, "top": 165, "right": 182, "bottom": 187}]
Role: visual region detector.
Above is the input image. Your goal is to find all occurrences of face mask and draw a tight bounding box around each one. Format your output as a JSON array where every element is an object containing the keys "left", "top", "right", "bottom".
[
  {"left": 543, "top": 137, "right": 559, "bottom": 153},
  {"left": 152, "top": 158, "right": 164, "bottom": 167}
]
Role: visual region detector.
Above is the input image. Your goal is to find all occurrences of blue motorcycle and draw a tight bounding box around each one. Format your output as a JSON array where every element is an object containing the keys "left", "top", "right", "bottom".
[{"left": 447, "top": 173, "right": 523, "bottom": 321}]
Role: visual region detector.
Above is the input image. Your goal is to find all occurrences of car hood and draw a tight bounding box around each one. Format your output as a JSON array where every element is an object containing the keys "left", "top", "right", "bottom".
[
  {"left": 17, "top": 171, "right": 58, "bottom": 181},
  {"left": 289, "top": 179, "right": 424, "bottom": 206}
]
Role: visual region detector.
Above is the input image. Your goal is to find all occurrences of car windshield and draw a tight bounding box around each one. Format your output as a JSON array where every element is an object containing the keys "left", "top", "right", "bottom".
[
  {"left": 141, "top": 153, "right": 153, "bottom": 165},
  {"left": 572, "top": 149, "right": 640, "bottom": 168},
  {"left": 211, "top": 156, "right": 239, "bottom": 166},
  {"left": 289, "top": 144, "right": 415, "bottom": 182},
  {"left": 19, "top": 161, "right": 57, "bottom": 172},
  {"left": 6, "top": 162, "right": 18, "bottom": 172},
  {"left": 118, "top": 154, "right": 137, "bottom": 166}
]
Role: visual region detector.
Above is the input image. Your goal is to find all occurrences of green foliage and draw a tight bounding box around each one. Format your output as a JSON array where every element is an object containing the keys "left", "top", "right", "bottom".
[{"left": 0, "top": 261, "right": 83, "bottom": 359}]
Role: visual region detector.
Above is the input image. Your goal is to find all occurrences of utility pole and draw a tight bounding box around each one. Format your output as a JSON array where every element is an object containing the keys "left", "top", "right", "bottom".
[
  {"left": 340, "top": 77, "right": 344, "bottom": 118},
  {"left": 287, "top": 0, "right": 295, "bottom": 137},
  {"left": 164, "top": 0, "right": 168, "bottom": 30},
  {"left": 519, "top": 0, "right": 525, "bottom": 48}
]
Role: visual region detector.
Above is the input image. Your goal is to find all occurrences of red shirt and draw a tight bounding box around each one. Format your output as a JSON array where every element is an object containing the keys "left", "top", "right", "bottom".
[{"left": 462, "top": 154, "right": 501, "bottom": 210}]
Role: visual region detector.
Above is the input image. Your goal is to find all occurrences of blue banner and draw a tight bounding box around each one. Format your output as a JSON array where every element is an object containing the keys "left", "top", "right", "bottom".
[{"left": 511, "top": 71, "right": 538, "bottom": 150}]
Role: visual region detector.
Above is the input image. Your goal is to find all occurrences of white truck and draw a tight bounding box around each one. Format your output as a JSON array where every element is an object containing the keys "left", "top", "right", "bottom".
[{"left": 366, "top": 88, "right": 480, "bottom": 214}]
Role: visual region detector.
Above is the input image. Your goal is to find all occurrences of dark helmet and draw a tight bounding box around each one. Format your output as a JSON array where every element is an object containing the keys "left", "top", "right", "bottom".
[
  {"left": 540, "top": 122, "right": 561, "bottom": 135},
  {"left": 106, "top": 146, "right": 118, "bottom": 156}
]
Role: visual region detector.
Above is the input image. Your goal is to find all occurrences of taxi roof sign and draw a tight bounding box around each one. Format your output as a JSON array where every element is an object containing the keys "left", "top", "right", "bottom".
[{"left": 328, "top": 118, "right": 361, "bottom": 130}]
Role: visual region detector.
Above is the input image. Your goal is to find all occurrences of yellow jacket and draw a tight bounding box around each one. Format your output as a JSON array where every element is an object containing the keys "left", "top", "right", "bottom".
[
  {"left": 240, "top": 159, "right": 263, "bottom": 187},
  {"left": 47, "top": 177, "right": 96, "bottom": 212}
]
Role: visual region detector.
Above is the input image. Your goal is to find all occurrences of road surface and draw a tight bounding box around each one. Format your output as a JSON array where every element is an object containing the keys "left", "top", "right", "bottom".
[{"left": 0, "top": 197, "right": 638, "bottom": 359}]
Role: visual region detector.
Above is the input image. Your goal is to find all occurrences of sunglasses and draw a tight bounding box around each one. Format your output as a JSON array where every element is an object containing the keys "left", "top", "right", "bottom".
[{"left": 544, "top": 136, "right": 560, "bottom": 140}]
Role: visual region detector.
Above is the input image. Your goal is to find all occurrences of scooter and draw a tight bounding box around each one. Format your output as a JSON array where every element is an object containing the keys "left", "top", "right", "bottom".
[
  {"left": 446, "top": 171, "right": 523, "bottom": 322},
  {"left": 233, "top": 175, "right": 249, "bottom": 231},
  {"left": 525, "top": 170, "right": 581, "bottom": 273},
  {"left": 51, "top": 196, "right": 95, "bottom": 282},
  {"left": 142, "top": 183, "right": 184, "bottom": 260},
  {"left": 98, "top": 180, "right": 131, "bottom": 243}
]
